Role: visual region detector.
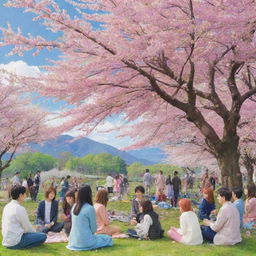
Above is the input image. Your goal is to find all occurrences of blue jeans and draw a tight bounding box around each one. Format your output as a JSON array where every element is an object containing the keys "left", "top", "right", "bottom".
[
  {"left": 200, "top": 225, "right": 216, "bottom": 243},
  {"left": 8, "top": 232, "right": 47, "bottom": 249}
]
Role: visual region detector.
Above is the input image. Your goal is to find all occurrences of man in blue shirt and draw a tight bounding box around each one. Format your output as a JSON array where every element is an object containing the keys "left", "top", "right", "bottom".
[{"left": 232, "top": 187, "right": 244, "bottom": 228}]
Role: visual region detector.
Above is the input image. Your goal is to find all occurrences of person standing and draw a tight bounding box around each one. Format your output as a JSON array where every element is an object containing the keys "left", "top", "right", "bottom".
[
  {"left": 60, "top": 175, "right": 71, "bottom": 202},
  {"left": 143, "top": 169, "right": 153, "bottom": 196},
  {"left": 105, "top": 174, "right": 114, "bottom": 194},
  {"left": 113, "top": 175, "right": 122, "bottom": 198},
  {"left": 34, "top": 171, "right": 41, "bottom": 201},
  {"left": 166, "top": 175, "right": 174, "bottom": 205},
  {"left": 22, "top": 177, "right": 28, "bottom": 196},
  {"left": 50, "top": 177, "right": 58, "bottom": 190},
  {"left": 120, "top": 175, "right": 129, "bottom": 200},
  {"left": 209, "top": 172, "right": 216, "bottom": 190},
  {"left": 155, "top": 171, "right": 166, "bottom": 197},
  {"left": 201, "top": 169, "right": 211, "bottom": 190},
  {"left": 11, "top": 171, "right": 21, "bottom": 187},
  {"left": 27, "top": 173, "right": 36, "bottom": 201},
  {"left": 172, "top": 171, "right": 181, "bottom": 208},
  {"left": 2, "top": 186, "right": 47, "bottom": 249}
]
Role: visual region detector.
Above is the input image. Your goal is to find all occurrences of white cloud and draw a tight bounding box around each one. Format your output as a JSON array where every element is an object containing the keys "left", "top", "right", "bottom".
[{"left": 0, "top": 60, "right": 41, "bottom": 77}]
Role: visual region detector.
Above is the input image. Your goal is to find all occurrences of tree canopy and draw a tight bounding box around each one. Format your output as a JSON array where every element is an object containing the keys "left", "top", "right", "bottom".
[{"left": 2, "top": 0, "right": 256, "bottom": 187}]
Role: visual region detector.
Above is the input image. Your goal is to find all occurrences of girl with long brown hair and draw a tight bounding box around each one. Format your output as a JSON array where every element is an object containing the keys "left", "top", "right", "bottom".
[
  {"left": 243, "top": 183, "right": 256, "bottom": 229},
  {"left": 94, "top": 189, "right": 121, "bottom": 236}
]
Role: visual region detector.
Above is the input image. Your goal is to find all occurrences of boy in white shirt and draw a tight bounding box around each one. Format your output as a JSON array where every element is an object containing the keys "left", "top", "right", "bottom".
[{"left": 2, "top": 186, "right": 47, "bottom": 249}]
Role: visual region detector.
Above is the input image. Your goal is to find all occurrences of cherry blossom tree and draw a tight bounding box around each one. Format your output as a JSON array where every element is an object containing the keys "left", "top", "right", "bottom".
[
  {"left": 2, "top": 0, "right": 256, "bottom": 187},
  {"left": 0, "top": 71, "right": 50, "bottom": 179}
]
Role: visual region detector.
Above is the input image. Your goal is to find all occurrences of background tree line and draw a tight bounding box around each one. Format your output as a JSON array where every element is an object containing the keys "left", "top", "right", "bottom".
[{"left": 2, "top": 151, "right": 127, "bottom": 178}]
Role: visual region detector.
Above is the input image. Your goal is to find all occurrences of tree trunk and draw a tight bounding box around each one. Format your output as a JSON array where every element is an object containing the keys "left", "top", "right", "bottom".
[
  {"left": 243, "top": 159, "right": 254, "bottom": 185},
  {"left": 217, "top": 143, "right": 243, "bottom": 189}
]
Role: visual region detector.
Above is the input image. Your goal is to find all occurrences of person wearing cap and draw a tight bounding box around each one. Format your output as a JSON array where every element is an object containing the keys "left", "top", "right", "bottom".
[{"left": 11, "top": 172, "right": 21, "bottom": 187}]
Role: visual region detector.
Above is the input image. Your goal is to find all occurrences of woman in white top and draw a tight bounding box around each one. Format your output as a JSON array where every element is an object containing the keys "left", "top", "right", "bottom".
[
  {"left": 128, "top": 200, "right": 163, "bottom": 240},
  {"left": 167, "top": 198, "right": 203, "bottom": 245}
]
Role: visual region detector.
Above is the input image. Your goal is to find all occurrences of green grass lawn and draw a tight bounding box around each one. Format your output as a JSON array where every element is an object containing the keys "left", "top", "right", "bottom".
[{"left": 0, "top": 183, "right": 256, "bottom": 256}]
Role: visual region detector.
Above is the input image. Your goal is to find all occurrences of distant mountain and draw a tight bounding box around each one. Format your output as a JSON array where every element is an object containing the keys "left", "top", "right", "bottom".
[
  {"left": 29, "top": 135, "right": 157, "bottom": 165},
  {"left": 127, "top": 147, "right": 167, "bottom": 164}
]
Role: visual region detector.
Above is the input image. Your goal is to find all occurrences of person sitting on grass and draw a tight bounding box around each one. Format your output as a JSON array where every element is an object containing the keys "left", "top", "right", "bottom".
[
  {"left": 232, "top": 187, "right": 244, "bottom": 228},
  {"left": 67, "top": 185, "right": 113, "bottom": 251},
  {"left": 198, "top": 187, "right": 216, "bottom": 220},
  {"left": 131, "top": 185, "right": 148, "bottom": 224},
  {"left": 156, "top": 188, "right": 167, "bottom": 202},
  {"left": 35, "top": 186, "right": 64, "bottom": 233},
  {"left": 128, "top": 200, "right": 164, "bottom": 240},
  {"left": 2, "top": 186, "right": 47, "bottom": 249},
  {"left": 243, "top": 183, "right": 256, "bottom": 229},
  {"left": 201, "top": 188, "right": 242, "bottom": 245},
  {"left": 94, "top": 189, "right": 121, "bottom": 236},
  {"left": 61, "top": 189, "right": 77, "bottom": 236},
  {"left": 167, "top": 198, "right": 203, "bottom": 245}
]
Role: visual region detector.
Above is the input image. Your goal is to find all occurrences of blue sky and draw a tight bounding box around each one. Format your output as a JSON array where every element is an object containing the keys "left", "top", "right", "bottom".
[{"left": 0, "top": 1, "right": 133, "bottom": 149}]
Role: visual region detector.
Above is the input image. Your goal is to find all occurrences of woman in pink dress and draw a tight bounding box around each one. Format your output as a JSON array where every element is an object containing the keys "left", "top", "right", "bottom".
[
  {"left": 155, "top": 171, "right": 166, "bottom": 200},
  {"left": 113, "top": 175, "right": 122, "bottom": 198}
]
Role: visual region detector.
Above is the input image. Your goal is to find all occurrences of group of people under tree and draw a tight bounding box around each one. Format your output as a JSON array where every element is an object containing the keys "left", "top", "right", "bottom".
[{"left": 3, "top": 172, "right": 256, "bottom": 250}]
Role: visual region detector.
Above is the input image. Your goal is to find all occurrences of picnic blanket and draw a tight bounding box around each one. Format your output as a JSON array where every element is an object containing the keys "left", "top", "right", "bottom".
[
  {"left": 45, "top": 231, "right": 68, "bottom": 244},
  {"left": 109, "top": 210, "right": 130, "bottom": 223}
]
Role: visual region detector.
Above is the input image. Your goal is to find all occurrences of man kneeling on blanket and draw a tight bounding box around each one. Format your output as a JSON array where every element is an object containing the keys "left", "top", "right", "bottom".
[{"left": 128, "top": 200, "right": 164, "bottom": 240}]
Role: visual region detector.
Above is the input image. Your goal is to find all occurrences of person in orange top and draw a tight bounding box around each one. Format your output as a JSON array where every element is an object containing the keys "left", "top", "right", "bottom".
[{"left": 94, "top": 189, "right": 121, "bottom": 236}]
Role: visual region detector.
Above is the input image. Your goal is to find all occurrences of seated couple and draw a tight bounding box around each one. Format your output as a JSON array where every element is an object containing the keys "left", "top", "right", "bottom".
[
  {"left": 130, "top": 185, "right": 164, "bottom": 240},
  {"left": 168, "top": 188, "right": 242, "bottom": 246},
  {"left": 129, "top": 200, "right": 164, "bottom": 240}
]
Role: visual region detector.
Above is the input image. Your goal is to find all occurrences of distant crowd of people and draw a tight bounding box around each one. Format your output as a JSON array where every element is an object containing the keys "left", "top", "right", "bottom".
[
  {"left": 2, "top": 171, "right": 42, "bottom": 201},
  {"left": 1, "top": 168, "right": 256, "bottom": 251}
]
